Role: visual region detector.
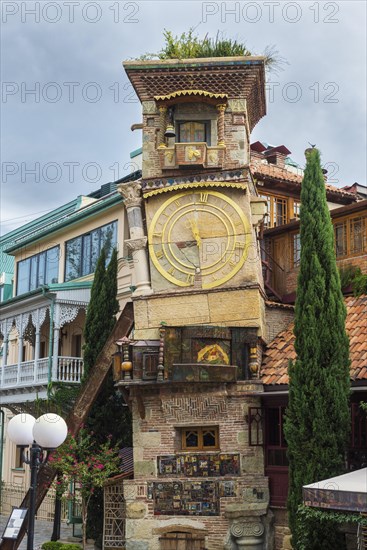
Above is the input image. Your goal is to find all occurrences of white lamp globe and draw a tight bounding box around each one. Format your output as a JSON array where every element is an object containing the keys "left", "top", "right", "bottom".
[
  {"left": 33, "top": 414, "right": 68, "bottom": 449},
  {"left": 7, "top": 414, "right": 36, "bottom": 446}
]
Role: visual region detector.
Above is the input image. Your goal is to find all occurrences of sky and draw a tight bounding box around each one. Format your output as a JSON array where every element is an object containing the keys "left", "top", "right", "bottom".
[{"left": 1, "top": 0, "right": 366, "bottom": 234}]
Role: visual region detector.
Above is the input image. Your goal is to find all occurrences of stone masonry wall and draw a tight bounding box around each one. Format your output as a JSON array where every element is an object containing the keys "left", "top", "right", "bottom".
[{"left": 123, "top": 382, "right": 272, "bottom": 550}]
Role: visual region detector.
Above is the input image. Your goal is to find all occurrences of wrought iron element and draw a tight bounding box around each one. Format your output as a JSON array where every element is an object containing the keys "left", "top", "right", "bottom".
[
  {"left": 22, "top": 444, "right": 49, "bottom": 550},
  {"left": 58, "top": 304, "right": 81, "bottom": 328}
]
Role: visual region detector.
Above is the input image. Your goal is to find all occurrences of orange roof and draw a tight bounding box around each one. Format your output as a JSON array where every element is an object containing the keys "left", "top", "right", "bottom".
[
  {"left": 250, "top": 160, "right": 357, "bottom": 200},
  {"left": 261, "top": 295, "right": 367, "bottom": 385}
]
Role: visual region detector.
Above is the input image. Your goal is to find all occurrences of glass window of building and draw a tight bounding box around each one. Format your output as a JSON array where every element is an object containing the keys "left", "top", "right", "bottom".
[
  {"left": 16, "top": 246, "right": 60, "bottom": 295},
  {"left": 65, "top": 221, "right": 117, "bottom": 282}
]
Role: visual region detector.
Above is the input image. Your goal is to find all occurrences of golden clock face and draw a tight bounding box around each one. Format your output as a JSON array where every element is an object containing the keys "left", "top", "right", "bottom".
[{"left": 148, "top": 189, "right": 251, "bottom": 289}]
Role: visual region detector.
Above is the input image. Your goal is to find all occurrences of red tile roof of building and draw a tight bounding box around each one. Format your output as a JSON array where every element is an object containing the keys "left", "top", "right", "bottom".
[
  {"left": 250, "top": 160, "right": 357, "bottom": 200},
  {"left": 261, "top": 295, "right": 367, "bottom": 385}
]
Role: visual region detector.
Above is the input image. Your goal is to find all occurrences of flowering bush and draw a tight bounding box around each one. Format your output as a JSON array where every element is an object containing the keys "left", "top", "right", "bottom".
[{"left": 50, "top": 428, "right": 120, "bottom": 550}]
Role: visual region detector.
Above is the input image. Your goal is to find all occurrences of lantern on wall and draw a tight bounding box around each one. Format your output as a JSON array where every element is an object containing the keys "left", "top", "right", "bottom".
[
  {"left": 113, "top": 337, "right": 132, "bottom": 381},
  {"left": 249, "top": 346, "right": 258, "bottom": 378}
]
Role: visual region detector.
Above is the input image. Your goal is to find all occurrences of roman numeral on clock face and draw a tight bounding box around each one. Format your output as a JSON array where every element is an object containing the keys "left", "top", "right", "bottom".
[
  {"left": 199, "top": 192, "right": 209, "bottom": 203},
  {"left": 186, "top": 273, "right": 194, "bottom": 284}
]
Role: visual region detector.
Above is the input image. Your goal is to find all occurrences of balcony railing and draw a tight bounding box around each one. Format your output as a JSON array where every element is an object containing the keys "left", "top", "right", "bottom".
[
  {"left": 0, "top": 356, "right": 83, "bottom": 389},
  {"left": 118, "top": 362, "right": 238, "bottom": 385},
  {"left": 159, "top": 142, "right": 225, "bottom": 170}
]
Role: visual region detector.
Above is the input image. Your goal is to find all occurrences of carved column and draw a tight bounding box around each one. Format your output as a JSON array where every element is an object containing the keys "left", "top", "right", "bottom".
[
  {"left": 157, "top": 105, "right": 167, "bottom": 148},
  {"left": 230, "top": 520, "right": 264, "bottom": 549},
  {"left": 216, "top": 104, "right": 226, "bottom": 147},
  {"left": 117, "top": 181, "right": 152, "bottom": 296}
]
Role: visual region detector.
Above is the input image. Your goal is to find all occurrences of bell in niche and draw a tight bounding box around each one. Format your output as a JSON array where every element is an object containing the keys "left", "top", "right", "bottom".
[
  {"left": 164, "top": 107, "right": 176, "bottom": 138},
  {"left": 164, "top": 124, "right": 176, "bottom": 138}
]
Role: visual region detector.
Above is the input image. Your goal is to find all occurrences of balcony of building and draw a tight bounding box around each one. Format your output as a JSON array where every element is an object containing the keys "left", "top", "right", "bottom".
[
  {"left": 0, "top": 283, "right": 90, "bottom": 405},
  {"left": 159, "top": 142, "right": 225, "bottom": 170},
  {"left": 261, "top": 200, "right": 367, "bottom": 303},
  {"left": 114, "top": 326, "right": 261, "bottom": 388}
]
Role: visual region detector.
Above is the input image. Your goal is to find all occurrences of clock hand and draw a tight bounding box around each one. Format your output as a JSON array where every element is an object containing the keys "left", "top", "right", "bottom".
[{"left": 189, "top": 218, "right": 201, "bottom": 248}]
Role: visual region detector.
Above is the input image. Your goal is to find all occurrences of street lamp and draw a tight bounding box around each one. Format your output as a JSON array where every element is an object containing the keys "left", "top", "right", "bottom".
[{"left": 7, "top": 413, "right": 67, "bottom": 550}]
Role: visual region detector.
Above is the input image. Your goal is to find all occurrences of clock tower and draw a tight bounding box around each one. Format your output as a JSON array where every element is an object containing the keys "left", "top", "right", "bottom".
[{"left": 115, "top": 57, "right": 271, "bottom": 550}]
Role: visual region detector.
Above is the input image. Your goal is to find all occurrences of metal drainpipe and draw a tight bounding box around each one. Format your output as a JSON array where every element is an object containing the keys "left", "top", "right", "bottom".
[
  {"left": 0, "top": 408, "right": 4, "bottom": 512},
  {"left": 41, "top": 286, "right": 55, "bottom": 390}
]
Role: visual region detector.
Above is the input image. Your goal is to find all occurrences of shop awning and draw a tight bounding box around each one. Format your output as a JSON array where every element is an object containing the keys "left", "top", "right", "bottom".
[{"left": 303, "top": 468, "right": 367, "bottom": 513}]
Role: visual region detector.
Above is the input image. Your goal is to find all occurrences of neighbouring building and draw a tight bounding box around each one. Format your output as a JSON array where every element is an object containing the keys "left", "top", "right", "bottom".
[{"left": 0, "top": 169, "right": 140, "bottom": 492}]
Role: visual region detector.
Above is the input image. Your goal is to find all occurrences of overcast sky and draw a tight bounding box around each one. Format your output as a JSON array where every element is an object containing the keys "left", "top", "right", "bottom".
[{"left": 1, "top": 0, "right": 366, "bottom": 233}]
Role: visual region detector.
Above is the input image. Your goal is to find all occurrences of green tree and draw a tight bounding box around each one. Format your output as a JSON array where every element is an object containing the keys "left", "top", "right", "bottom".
[
  {"left": 283, "top": 148, "right": 350, "bottom": 549},
  {"left": 83, "top": 248, "right": 119, "bottom": 379},
  {"left": 82, "top": 247, "right": 131, "bottom": 546},
  {"left": 50, "top": 429, "right": 120, "bottom": 550}
]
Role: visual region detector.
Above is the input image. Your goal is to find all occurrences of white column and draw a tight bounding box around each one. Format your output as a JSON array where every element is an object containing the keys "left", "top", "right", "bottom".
[
  {"left": 17, "top": 336, "right": 23, "bottom": 384},
  {"left": 52, "top": 327, "right": 60, "bottom": 381},
  {"left": 52, "top": 304, "right": 61, "bottom": 382},
  {"left": 1, "top": 339, "right": 8, "bottom": 385},
  {"left": 3, "top": 339, "right": 9, "bottom": 367},
  {"left": 34, "top": 330, "right": 40, "bottom": 382},
  {"left": 117, "top": 181, "right": 152, "bottom": 296}
]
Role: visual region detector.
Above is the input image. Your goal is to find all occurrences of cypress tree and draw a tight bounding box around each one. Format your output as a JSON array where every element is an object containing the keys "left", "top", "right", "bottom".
[
  {"left": 83, "top": 247, "right": 107, "bottom": 378},
  {"left": 83, "top": 248, "right": 119, "bottom": 378},
  {"left": 83, "top": 248, "right": 132, "bottom": 546},
  {"left": 283, "top": 148, "right": 350, "bottom": 549}
]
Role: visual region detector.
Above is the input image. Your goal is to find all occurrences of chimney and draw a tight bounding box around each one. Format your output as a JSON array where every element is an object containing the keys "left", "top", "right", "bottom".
[
  {"left": 264, "top": 145, "right": 291, "bottom": 169},
  {"left": 250, "top": 141, "right": 267, "bottom": 161}
]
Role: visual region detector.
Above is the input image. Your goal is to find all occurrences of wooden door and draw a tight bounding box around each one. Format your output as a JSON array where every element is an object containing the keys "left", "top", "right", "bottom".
[
  {"left": 271, "top": 236, "right": 287, "bottom": 296},
  {"left": 160, "top": 532, "right": 205, "bottom": 550}
]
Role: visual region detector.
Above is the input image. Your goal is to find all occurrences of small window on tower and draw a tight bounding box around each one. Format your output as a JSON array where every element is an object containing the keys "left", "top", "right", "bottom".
[{"left": 177, "top": 121, "right": 210, "bottom": 144}]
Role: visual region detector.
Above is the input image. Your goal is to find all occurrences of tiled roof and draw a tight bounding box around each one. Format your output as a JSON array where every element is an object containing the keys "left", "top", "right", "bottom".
[
  {"left": 261, "top": 295, "right": 367, "bottom": 385},
  {"left": 250, "top": 160, "right": 357, "bottom": 200}
]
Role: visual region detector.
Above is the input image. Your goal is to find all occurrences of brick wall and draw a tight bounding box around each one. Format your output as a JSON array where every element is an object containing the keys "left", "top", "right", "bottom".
[
  {"left": 141, "top": 102, "right": 249, "bottom": 181},
  {"left": 265, "top": 305, "right": 294, "bottom": 343},
  {"left": 124, "top": 382, "right": 272, "bottom": 549}
]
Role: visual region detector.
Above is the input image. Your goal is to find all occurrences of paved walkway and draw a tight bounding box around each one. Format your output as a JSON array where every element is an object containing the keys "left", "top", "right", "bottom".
[{"left": 0, "top": 515, "right": 85, "bottom": 549}]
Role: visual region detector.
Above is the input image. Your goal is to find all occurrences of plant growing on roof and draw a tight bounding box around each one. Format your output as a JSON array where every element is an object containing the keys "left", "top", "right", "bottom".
[
  {"left": 140, "top": 28, "right": 286, "bottom": 72},
  {"left": 283, "top": 147, "right": 350, "bottom": 549}
]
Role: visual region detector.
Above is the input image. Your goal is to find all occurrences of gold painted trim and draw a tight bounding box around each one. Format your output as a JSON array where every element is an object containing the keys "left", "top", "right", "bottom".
[
  {"left": 144, "top": 181, "right": 247, "bottom": 198},
  {"left": 154, "top": 89, "right": 229, "bottom": 101}
]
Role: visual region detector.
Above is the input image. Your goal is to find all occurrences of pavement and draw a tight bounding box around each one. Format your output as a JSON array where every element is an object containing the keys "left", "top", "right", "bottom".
[{"left": 0, "top": 515, "right": 90, "bottom": 550}]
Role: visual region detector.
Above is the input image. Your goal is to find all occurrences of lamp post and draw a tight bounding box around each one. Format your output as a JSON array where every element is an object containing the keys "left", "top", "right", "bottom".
[{"left": 7, "top": 413, "right": 67, "bottom": 550}]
